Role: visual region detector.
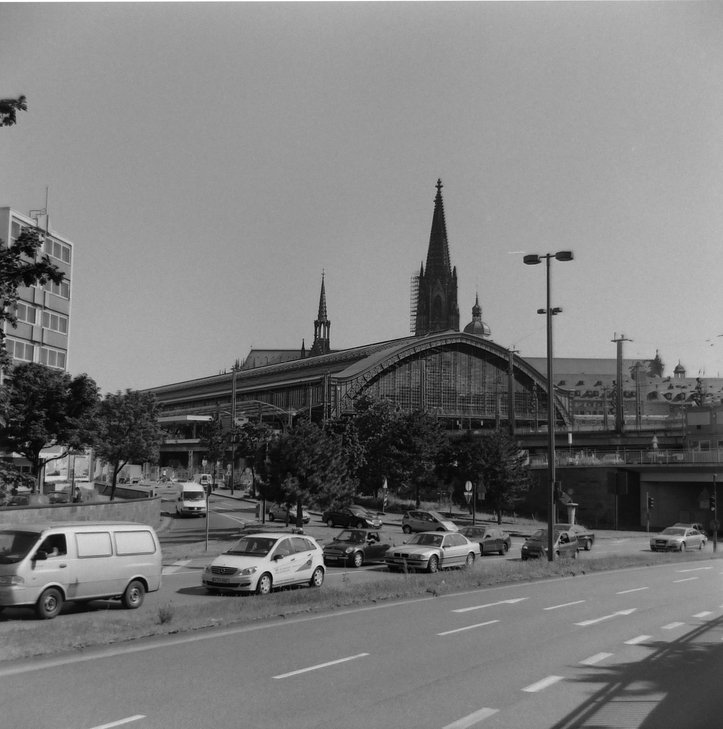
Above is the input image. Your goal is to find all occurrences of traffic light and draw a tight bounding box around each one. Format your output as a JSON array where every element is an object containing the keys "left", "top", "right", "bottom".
[
  {"left": 647, "top": 496, "right": 654, "bottom": 510},
  {"left": 710, "top": 494, "right": 716, "bottom": 512}
]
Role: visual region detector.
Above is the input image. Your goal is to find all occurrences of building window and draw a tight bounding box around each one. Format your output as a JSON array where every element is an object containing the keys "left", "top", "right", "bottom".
[
  {"left": 39, "top": 346, "right": 66, "bottom": 370},
  {"left": 41, "top": 311, "right": 68, "bottom": 334},
  {"left": 7, "top": 338, "right": 34, "bottom": 362},
  {"left": 15, "top": 302, "right": 37, "bottom": 325},
  {"left": 44, "top": 279, "right": 70, "bottom": 299},
  {"left": 44, "top": 237, "right": 71, "bottom": 264}
]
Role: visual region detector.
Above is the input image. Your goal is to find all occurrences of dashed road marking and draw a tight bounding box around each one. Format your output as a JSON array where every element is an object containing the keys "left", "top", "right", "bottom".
[
  {"left": 662, "top": 622, "right": 685, "bottom": 630},
  {"left": 677, "top": 566, "right": 713, "bottom": 572},
  {"left": 273, "top": 652, "right": 369, "bottom": 679},
  {"left": 544, "top": 600, "right": 585, "bottom": 611},
  {"left": 162, "top": 559, "right": 191, "bottom": 575},
  {"left": 522, "top": 675, "right": 564, "bottom": 693},
  {"left": 90, "top": 716, "right": 145, "bottom": 729},
  {"left": 452, "top": 597, "right": 528, "bottom": 613},
  {"left": 580, "top": 652, "right": 612, "bottom": 666},
  {"left": 617, "top": 586, "right": 648, "bottom": 595},
  {"left": 693, "top": 611, "right": 713, "bottom": 619},
  {"left": 625, "top": 635, "right": 651, "bottom": 645},
  {"left": 673, "top": 577, "right": 698, "bottom": 583},
  {"left": 575, "top": 608, "right": 636, "bottom": 627},
  {"left": 441, "top": 707, "right": 499, "bottom": 728},
  {"left": 438, "top": 620, "right": 499, "bottom": 636}
]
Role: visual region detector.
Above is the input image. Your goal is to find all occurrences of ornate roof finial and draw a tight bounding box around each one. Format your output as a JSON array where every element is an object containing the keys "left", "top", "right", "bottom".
[{"left": 436, "top": 178, "right": 443, "bottom": 194}]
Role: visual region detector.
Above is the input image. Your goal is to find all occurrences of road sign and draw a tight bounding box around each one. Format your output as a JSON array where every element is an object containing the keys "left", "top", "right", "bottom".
[{"left": 465, "top": 481, "right": 473, "bottom": 492}]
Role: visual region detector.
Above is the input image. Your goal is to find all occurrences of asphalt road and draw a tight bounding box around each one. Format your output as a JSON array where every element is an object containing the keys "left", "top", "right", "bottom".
[{"left": 2, "top": 557, "right": 722, "bottom": 729}]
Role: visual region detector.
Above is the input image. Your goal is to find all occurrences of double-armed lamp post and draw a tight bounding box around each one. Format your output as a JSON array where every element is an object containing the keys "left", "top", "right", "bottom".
[{"left": 523, "top": 251, "right": 574, "bottom": 561}]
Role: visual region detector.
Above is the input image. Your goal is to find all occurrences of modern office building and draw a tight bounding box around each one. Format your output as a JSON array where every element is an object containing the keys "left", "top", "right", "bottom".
[{"left": 0, "top": 207, "right": 73, "bottom": 381}]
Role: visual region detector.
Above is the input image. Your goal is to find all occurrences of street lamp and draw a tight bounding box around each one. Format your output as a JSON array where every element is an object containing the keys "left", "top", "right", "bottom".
[{"left": 524, "top": 251, "right": 574, "bottom": 561}]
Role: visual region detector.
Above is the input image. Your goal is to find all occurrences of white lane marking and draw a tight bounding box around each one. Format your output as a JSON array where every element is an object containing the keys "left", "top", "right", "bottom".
[
  {"left": 442, "top": 707, "right": 499, "bottom": 728},
  {"left": 438, "top": 620, "right": 499, "bottom": 636},
  {"left": 662, "top": 622, "right": 685, "bottom": 630},
  {"left": 693, "top": 611, "right": 713, "bottom": 619},
  {"left": 576, "top": 608, "right": 636, "bottom": 627},
  {"left": 625, "top": 635, "right": 651, "bottom": 645},
  {"left": 673, "top": 577, "right": 698, "bottom": 583},
  {"left": 544, "top": 600, "right": 585, "bottom": 611},
  {"left": 162, "top": 559, "right": 191, "bottom": 575},
  {"left": 677, "top": 567, "right": 713, "bottom": 573},
  {"left": 452, "top": 597, "right": 528, "bottom": 613},
  {"left": 522, "top": 675, "right": 564, "bottom": 692},
  {"left": 617, "top": 587, "right": 649, "bottom": 595},
  {"left": 580, "top": 652, "right": 612, "bottom": 666},
  {"left": 90, "top": 717, "right": 145, "bottom": 729},
  {"left": 273, "top": 652, "right": 369, "bottom": 679}
]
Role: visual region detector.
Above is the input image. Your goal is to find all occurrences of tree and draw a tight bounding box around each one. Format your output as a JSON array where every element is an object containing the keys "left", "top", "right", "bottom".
[
  {"left": 1, "top": 227, "right": 65, "bottom": 371},
  {"left": 234, "top": 420, "right": 273, "bottom": 497},
  {"left": 447, "top": 429, "right": 533, "bottom": 524},
  {"left": 93, "top": 390, "right": 164, "bottom": 501},
  {"left": 0, "top": 95, "right": 27, "bottom": 127},
  {"left": 197, "top": 412, "right": 231, "bottom": 491},
  {"left": 266, "top": 418, "right": 357, "bottom": 526},
  {"left": 0, "top": 363, "right": 99, "bottom": 488}
]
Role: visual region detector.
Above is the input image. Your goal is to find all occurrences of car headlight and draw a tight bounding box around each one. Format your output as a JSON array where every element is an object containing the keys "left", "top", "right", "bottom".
[
  {"left": 0, "top": 575, "right": 24, "bottom": 586},
  {"left": 344, "top": 547, "right": 355, "bottom": 553},
  {"left": 239, "top": 567, "right": 257, "bottom": 576},
  {"left": 203, "top": 565, "right": 211, "bottom": 573}
]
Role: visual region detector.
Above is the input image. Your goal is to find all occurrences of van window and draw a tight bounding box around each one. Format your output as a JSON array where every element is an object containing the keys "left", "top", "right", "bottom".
[
  {"left": 76, "top": 532, "right": 113, "bottom": 558},
  {"left": 115, "top": 530, "right": 156, "bottom": 556},
  {"left": 38, "top": 534, "right": 67, "bottom": 557}
]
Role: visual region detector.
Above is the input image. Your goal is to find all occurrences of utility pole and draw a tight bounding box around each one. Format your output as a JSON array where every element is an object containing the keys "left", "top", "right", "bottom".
[
  {"left": 611, "top": 334, "right": 632, "bottom": 433},
  {"left": 713, "top": 475, "right": 718, "bottom": 553},
  {"left": 507, "top": 347, "right": 519, "bottom": 436}
]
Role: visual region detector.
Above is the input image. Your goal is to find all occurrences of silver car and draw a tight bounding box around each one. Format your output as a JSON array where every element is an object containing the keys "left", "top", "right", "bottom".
[
  {"left": 401, "top": 509, "right": 458, "bottom": 534},
  {"left": 385, "top": 531, "right": 479, "bottom": 573},
  {"left": 650, "top": 526, "right": 706, "bottom": 552}
]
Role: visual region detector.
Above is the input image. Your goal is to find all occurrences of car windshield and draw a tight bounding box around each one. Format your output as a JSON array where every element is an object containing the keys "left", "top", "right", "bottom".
[
  {"left": 408, "top": 533, "right": 443, "bottom": 547},
  {"left": 0, "top": 530, "right": 41, "bottom": 564},
  {"left": 182, "top": 491, "right": 204, "bottom": 501},
  {"left": 530, "top": 529, "right": 564, "bottom": 541},
  {"left": 225, "top": 537, "right": 276, "bottom": 556},
  {"left": 661, "top": 527, "right": 686, "bottom": 536},
  {"left": 427, "top": 511, "right": 446, "bottom": 521},
  {"left": 336, "top": 530, "right": 366, "bottom": 543}
]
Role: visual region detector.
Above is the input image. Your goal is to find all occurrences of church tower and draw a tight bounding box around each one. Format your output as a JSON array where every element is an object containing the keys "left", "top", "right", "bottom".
[
  {"left": 414, "top": 179, "right": 460, "bottom": 336},
  {"left": 309, "top": 272, "right": 331, "bottom": 357}
]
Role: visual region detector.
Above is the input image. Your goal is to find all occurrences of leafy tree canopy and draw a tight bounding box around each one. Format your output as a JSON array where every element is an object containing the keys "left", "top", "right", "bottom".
[
  {"left": 0, "top": 96, "right": 27, "bottom": 127},
  {"left": 0, "top": 363, "right": 99, "bottom": 484},
  {"left": 93, "top": 390, "right": 163, "bottom": 500}
]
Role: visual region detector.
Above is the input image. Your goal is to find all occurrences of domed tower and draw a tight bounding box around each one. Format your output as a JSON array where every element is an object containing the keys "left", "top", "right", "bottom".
[
  {"left": 414, "top": 179, "right": 460, "bottom": 336},
  {"left": 463, "top": 294, "right": 491, "bottom": 338},
  {"left": 674, "top": 360, "right": 686, "bottom": 379}
]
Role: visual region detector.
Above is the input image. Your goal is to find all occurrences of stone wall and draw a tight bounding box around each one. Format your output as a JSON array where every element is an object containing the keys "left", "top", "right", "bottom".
[{"left": 0, "top": 496, "right": 163, "bottom": 529}]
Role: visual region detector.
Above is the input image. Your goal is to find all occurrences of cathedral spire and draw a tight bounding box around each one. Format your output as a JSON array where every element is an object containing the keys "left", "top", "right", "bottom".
[
  {"left": 414, "top": 179, "right": 460, "bottom": 336},
  {"left": 309, "top": 272, "right": 331, "bottom": 357}
]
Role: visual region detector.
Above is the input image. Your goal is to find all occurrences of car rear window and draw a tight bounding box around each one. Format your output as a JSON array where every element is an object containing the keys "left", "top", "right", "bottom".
[{"left": 115, "top": 530, "right": 156, "bottom": 556}]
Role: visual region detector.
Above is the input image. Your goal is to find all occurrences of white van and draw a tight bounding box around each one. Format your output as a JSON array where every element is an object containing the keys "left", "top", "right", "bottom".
[
  {"left": 175, "top": 482, "right": 208, "bottom": 518},
  {"left": 0, "top": 522, "right": 163, "bottom": 619}
]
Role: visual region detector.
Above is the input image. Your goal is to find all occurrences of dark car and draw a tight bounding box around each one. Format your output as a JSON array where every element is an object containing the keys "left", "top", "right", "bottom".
[
  {"left": 459, "top": 525, "right": 511, "bottom": 555},
  {"left": 555, "top": 523, "right": 595, "bottom": 551},
  {"left": 322, "top": 505, "right": 383, "bottom": 529},
  {"left": 323, "top": 529, "right": 395, "bottom": 568},
  {"left": 521, "top": 528, "right": 579, "bottom": 560}
]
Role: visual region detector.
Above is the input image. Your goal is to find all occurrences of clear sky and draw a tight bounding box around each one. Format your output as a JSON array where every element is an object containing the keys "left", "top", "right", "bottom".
[{"left": 2, "top": 2, "right": 722, "bottom": 395}]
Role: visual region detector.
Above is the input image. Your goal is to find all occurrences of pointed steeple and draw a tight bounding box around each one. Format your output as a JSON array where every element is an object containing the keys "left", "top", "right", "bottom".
[
  {"left": 309, "top": 272, "right": 331, "bottom": 357},
  {"left": 414, "top": 179, "right": 460, "bottom": 336}
]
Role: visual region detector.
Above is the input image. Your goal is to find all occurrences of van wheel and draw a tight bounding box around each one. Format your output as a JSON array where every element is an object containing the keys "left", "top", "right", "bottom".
[
  {"left": 36, "top": 587, "right": 63, "bottom": 620},
  {"left": 122, "top": 580, "right": 145, "bottom": 609}
]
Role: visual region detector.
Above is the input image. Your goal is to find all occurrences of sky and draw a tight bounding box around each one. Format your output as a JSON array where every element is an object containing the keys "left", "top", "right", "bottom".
[{"left": 2, "top": 2, "right": 723, "bottom": 395}]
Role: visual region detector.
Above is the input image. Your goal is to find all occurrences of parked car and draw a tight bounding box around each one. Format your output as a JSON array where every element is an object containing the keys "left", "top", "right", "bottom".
[
  {"left": 401, "top": 509, "right": 458, "bottom": 534},
  {"left": 385, "top": 531, "right": 479, "bottom": 573},
  {"left": 650, "top": 526, "right": 706, "bottom": 552},
  {"left": 459, "top": 525, "right": 511, "bottom": 555},
  {"left": 601, "top": 453, "right": 625, "bottom": 464},
  {"left": 202, "top": 533, "right": 325, "bottom": 595},
  {"left": 322, "top": 505, "right": 382, "bottom": 529},
  {"left": 521, "top": 528, "right": 579, "bottom": 560},
  {"left": 268, "top": 504, "right": 311, "bottom": 524},
  {"left": 323, "top": 529, "right": 395, "bottom": 567},
  {"left": 555, "top": 523, "right": 595, "bottom": 551}
]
